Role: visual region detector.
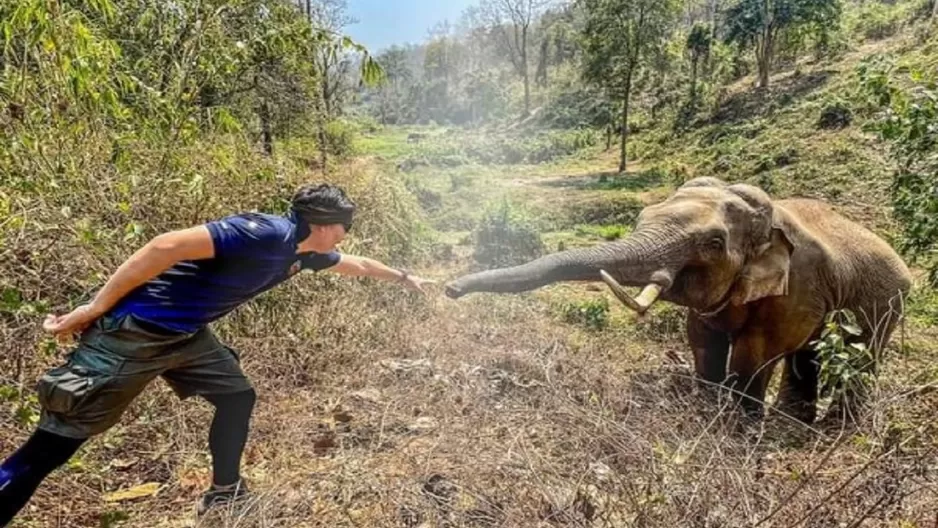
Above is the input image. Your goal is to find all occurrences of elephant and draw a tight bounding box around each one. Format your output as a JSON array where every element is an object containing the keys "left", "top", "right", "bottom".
[{"left": 445, "top": 177, "right": 912, "bottom": 423}]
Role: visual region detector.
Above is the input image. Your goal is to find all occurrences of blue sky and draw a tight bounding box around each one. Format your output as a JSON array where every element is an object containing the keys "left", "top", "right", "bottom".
[{"left": 345, "top": 0, "right": 478, "bottom": 53}]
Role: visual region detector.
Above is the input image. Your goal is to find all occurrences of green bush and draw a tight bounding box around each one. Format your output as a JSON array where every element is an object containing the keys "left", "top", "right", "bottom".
[
  {"left": 558, "top": 296, "right": 610, "bottom": 331},
  {"left": 632, "top": 304, "right": 687, "bottom": 343},
  {"left": 859, "top": 56, "right": 938, "bottom": 285},
  {"left": 472, "top": 200, "right": 545, "bottom": 268},
  {"left": 559, "top": 195, "right": 645, "bottom": 229},
  {"left": 324, "top": 120, "right": 356, "bottom": 158},
  {"left": 847, "top": 1, "right": 902, "bottom": 41},
  {"left": 811, "top": 309, "right": 875, "bottom": 405}
]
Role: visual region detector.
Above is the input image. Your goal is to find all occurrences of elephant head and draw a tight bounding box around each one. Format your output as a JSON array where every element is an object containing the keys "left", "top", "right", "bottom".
[{"left": 445, "top": 177, "right": 795, "bottom": 315}]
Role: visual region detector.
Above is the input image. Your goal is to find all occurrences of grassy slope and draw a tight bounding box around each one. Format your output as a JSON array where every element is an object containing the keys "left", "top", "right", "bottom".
[{"left": 3, "top": 29, "right": 938, "bottom": 528}]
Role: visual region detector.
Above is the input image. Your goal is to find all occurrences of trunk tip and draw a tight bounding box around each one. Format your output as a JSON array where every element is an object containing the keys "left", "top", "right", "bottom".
[{"left": 445, "top": 282, "right": 466, "bottom": 299}]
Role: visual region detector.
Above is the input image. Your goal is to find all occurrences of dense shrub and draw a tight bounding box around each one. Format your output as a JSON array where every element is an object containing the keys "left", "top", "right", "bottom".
[
  {"left": 558, "top": 296, "right": 610, "bottom": 330},
  {"left": 472, "top": 200, "right": 545, "bottom": 268},
  {"left": 817, "top": 101, "right": 853, "bottom": 130}
]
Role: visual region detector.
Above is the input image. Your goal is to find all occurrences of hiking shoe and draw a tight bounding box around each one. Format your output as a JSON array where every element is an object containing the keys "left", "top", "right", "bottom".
[{"left": 197, "top": 479, "right": 251, "bottom": 516}]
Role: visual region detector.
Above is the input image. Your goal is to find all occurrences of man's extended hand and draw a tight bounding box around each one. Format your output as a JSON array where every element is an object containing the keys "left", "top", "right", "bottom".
[
  {"left": 331, "top": 255, "right": 437, "bottom": 294},
  {"left": 400, "top": 273, "right": 436, "bottom": 294},
  {"left": 43, "top": 304, "right": 104, "bottom": 340}
]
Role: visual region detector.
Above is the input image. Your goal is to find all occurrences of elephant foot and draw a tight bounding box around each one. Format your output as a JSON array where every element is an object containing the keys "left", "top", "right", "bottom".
[
  {"left": 723, "top": 373, "right": 766, "bottom": 421},
  {"left": 775, "top": 391, "right": 818, "bottom": 425},
  {"left": 739, "top": 398, "right": 765, "bottom": 421},
  {"left": 775, "top": 401, "right": 817, "bottom": 425},
  {"left": 694, "top": 377, "right": 725, "bottom": 401}
]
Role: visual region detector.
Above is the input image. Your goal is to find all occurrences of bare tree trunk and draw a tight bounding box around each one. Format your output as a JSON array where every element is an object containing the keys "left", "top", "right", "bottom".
[
  {"left": 535, "top": 36, "right": 549, "bottom": 86},
  {"left": 521, "top": 26, "right": 530, "bottom": 117},
  {"left": 260, "top": 100, "right": 273, "bottom": 156},
  {"left": 690, "top": 56, "right": 699, "bottom": 101},
  {"left": 619, "top": 68, "right": 633, "bottom": 173},
  {"left": 757, "top": 38, "right": 771, "bottom": 88},
  {"left": 313, "top": 94, "right": 328, "bottom": 174},
  {"left": 758, "top": 0, "right": 772, "bottom": 89}
]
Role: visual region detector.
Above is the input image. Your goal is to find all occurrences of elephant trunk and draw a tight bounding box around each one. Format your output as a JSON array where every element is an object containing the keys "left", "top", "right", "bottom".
[{"left": 445, "top": 226, "right": 686, "bottom": 313}]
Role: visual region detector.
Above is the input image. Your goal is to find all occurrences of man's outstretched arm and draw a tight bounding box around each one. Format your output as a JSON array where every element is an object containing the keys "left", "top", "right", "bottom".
[
  {"left": 43, "top": 226, "right": 215, "bottom": 338},
  {"left": 329, "top": 254, "right": 435, "bottom": 293}
]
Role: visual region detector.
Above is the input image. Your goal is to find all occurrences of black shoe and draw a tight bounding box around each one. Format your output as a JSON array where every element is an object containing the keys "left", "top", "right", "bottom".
[{"left": 197, "top": 479, "right": 251, "bottom": 516}]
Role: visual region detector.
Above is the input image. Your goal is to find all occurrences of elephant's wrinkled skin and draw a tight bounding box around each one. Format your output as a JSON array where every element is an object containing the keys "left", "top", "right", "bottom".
[{"left": 446, "top": 177, "right": 912, "bottom": 422}]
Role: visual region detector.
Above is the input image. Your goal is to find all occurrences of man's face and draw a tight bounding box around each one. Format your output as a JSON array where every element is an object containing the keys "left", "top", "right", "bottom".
[{"left": 307, "top": 223, "right": 347, "bottom": 253}]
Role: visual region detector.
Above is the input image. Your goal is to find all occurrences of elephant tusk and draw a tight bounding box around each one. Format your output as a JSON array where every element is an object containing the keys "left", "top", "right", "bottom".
[{"left": 599, "top": 270, "right": 662, "bottom": 315}]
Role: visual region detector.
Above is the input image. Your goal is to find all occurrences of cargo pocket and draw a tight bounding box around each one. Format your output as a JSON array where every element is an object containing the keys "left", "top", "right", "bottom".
[{"left": 36, "top": 363, "right": 112, "bottom": 417}]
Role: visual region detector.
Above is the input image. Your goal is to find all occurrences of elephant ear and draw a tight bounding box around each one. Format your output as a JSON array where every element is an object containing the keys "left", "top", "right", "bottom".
[
  {"left": 726, "top": 183, "right": 774, "bottom": 246},
  {"left": 729, "top": 226, "right": 794, "bottom": 305}
]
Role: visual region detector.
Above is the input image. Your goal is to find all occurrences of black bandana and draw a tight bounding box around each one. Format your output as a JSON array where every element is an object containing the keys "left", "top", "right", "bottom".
[{"left": 290, "top": 204, "right": 354, "bottom": 232}]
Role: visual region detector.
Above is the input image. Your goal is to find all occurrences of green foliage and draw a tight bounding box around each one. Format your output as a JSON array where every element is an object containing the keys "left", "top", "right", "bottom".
[
  {"left": 723, "top": 0, "right": 841, "bottom": 87},
  {"left": 558, "top": 296, "right": 610, "bottom": 330},
  {"left": 539, "top": 86, "right": 618, "bottom": 129},
  {"left": 632, "top": 303, "right": 687, "bottom": 343},
  {"left": 323, "top": 120, "right": 356, "bottom": 158},
  {"left": 858, "top": 56, "right": 938, "bottom": 285},
  {"left": 560, "top": 194, "right": 645, "bottom": 229},
  {"left": 849, "top": 0, "right": 903, "bottom": 40},
  {"left": 403, "top": 129, "right": 598, "bottom": 167},
  {"left": 580, "top": 0, "right": 680, "bottom": 101},
  {"left": 573, "top": 223, "right": 631, "bottom": 241},
  {"left": 686, "top": 24, "right": 713, "bottom": 65},
  {"left": 811, "top": 309, "right": 875, "bottom": 402},
  {"left": 473, "top": 200, "right": 545, "bottom": 268},
  {"left": 905, "top": 286, "right": 938, "bottom": 328},
  {"left": 580, "top": 0, "right": 680, "bottom": 170}
]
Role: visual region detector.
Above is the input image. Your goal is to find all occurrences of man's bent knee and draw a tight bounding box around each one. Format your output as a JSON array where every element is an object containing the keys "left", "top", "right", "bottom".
[{"left": 204, "top": 389, "right": 256, "bottom": 413}]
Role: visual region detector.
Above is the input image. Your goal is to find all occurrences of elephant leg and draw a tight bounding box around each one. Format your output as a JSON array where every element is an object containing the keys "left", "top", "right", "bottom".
[
  {"left": 687, "top": 312, "right": 730, "bottom": 385},
  {"left": 728, "top": 331, "right": 781, "bottom": 420},
  {"left": 776, "top": 348, "right": 819, "bottom": 424}
]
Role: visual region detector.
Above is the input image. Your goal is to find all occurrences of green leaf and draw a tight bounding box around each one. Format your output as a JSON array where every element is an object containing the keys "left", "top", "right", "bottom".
[{"left": 842, "top": 323, "right": 862, "bottom": 336}]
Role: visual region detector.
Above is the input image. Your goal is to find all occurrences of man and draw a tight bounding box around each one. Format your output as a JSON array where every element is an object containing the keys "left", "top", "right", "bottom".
[{"left": 0, "top": 183, "right": 434, "bottom": 524}]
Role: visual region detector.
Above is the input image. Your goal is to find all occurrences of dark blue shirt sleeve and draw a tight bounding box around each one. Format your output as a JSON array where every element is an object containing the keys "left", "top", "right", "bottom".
[
  {"left": 205, "top": 214, "right": 285, "bottom": 260},
  {"left": 301, "top": 251, "right": 341, "bottom": 272}
]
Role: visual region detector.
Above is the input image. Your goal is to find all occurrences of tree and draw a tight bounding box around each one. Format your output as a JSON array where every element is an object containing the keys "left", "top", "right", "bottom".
[
  {"left": 304, "top": 0, "right": 383, "bottom": 167},
  {"left": 686, "top": 23, "right": 712, "bottom": 102},
  {"left": 374, "top": 46, "right": 415, "bottom": 124},
  {"left": 580, "top": 0, "right": 679, "bottom": 172},
  {"left": 309, "top": 0, "right": 357, "bottom": 117},
  {"left": 723, "top": 0, "right": 840, "bottom": 89},
  {"left": 479, "top": 0, "right": 554, "bottom": 117}
]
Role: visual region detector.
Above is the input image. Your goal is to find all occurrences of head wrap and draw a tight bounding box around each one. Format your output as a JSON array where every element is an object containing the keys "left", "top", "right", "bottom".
[{"left": 290, "top": 203, "right": 354, "bottom": 232}]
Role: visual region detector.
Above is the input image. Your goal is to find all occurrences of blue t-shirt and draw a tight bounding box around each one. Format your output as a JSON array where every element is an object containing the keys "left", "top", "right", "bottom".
[{"left": 109, "top": 212, "right": 340, "bottom": 333}]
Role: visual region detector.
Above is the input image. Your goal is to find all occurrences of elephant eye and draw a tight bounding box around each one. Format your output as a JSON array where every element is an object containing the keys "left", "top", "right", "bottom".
[{"left": 708, "top": 237, "right": 726, "bottom": 251}]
